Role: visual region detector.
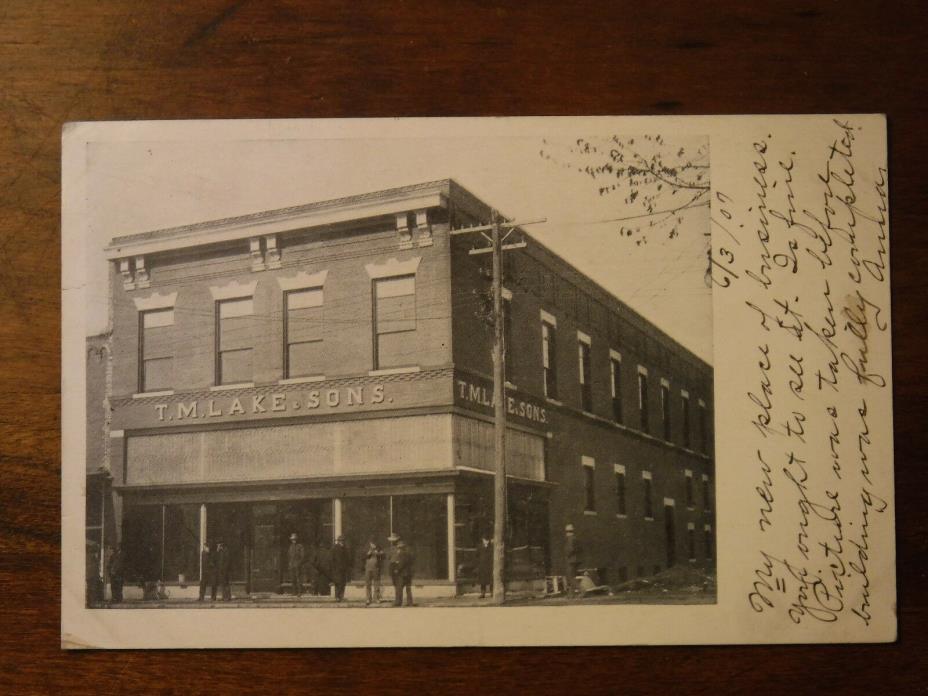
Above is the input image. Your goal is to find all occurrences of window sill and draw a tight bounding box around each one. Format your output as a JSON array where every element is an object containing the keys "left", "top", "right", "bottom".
[
  {"left": 210, "top": 382, "right": 255, "bottom": 391},
  {"left": 278, "top": 375, "right": 326, "bottom": 385},
  {"left": 132, "top": 390, "right": 174, "bottom": 399},
  {"left": 583, "top": 510, "right": 597, "bottom": 516},
  {"left": 644, "top": 516, "right": 655, "bottom": 522},
  {"left": 616, "top": 513, "right": 627, "bottom": 519},
  {"left": 687, "top": 506, "right": 695, "bottom": 512},
  {"left": 581, "top": 410, "right": 597, "bottom": 419},
  {"left": 368, "top": 366, "right": 420, "bottom": 376}
]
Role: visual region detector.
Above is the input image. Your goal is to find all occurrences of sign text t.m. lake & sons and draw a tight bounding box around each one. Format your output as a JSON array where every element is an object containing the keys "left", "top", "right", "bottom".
[{"left": 153, "top": 384, "right": 386, "bottom": 422}]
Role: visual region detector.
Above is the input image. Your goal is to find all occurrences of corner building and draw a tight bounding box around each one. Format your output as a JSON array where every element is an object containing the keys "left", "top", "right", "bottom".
[{"left": 102, "top": 180, "right": 714, "bottom": 599}]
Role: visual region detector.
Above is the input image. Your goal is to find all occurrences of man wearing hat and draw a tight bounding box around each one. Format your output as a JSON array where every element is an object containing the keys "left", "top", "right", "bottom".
[
  {"left": 214, "top": 540, "right": 232, "bottom": 601},
  {"left": 288, "top": 532, "right": 305, "bottom": 597},
  {"left": 564, "top": 524, "right": 583, "bottom": 600},
  {"left": 331, "top": 534, "right": 351, "bottom": 602},
  {"left": 363, "top": 538, "right": 385, "bottom": 606},
  {"left": 389, "top": 533, "right": 415, "bottom": 607}
]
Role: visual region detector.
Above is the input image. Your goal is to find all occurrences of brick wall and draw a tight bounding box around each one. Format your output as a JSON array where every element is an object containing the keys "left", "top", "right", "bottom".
[{"left": 110, "top": 219, "right": 453, "bottom": 398}]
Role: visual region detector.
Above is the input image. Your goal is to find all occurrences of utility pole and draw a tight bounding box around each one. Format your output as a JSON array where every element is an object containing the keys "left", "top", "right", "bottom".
[
  {"left": 451, "top": 211, "right": 544, "bottom": 605},
  {"left": 490, "top": 213, "right": 506, "bottom": 605}
]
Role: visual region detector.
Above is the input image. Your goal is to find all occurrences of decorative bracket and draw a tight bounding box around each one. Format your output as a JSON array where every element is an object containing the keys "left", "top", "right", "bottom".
[
  {"left": 415, "top": 209, "right": 432, "bottom": 247},
  {"left": 395, "top": 213, "right": 413, "bottom": 250},
  {"left": 118, "top": 256, "right": 150, "bottom": 290},
  {"left": 250, "top": 234, "right": 282, "bottom": 272}
]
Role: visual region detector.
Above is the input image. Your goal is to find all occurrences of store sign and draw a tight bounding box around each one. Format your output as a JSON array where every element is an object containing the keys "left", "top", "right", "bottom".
[
  {"left": 455, "top": 377, "right": 549, "bottom": 426},
  {"left": 153, "top": 384, "right": 386, "bottom": 423}
]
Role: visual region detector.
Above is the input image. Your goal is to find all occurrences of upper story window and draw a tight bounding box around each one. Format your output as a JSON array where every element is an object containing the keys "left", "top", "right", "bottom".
[
  {"left": 702, "top": 473, "right": 712, "bottom": 512},
  {"left": 139, "top": 308, "right": 174, "bottom": 392},
  {"left": 284, "top": 287, "right": 324, "bottom": 378},
  {"left": 216, "top": 297, "right": 255, "bottom": 385},
  {"left": 503, "top": 291, "right": 513, "bottom": 384},
  {"left": 582, "top": 456, "right": 596, "bottom": 513},
  {"left": 373, "top": 274, "right": 417, "bottom": 370},
  {"left": 681, "top": 390, "right": 691, "bottom": 448},
  {"left": 614, "top": 463, "right": 627, "bottom": 516},
  {"left": 541, "top": 311, "right": 558, "bottom": 400},
  {"left": 699, "top": 399, "right": 709, "bottom": 453},
  {"left": 578, "top": 331, "right": 592, "bottom": 413},
  {"left": 638, "top": 366, "right": 649, "bottom": 433},
  {"left": 661, "top": 378, "right": 672, "bottom": 441},
  {"left": 610, "top": 350, "right": 623, "bottom": 424},
  {"left": 685, "top": 469, "right": 694, "bottom": 508},
  {"left": 642, "top": 470, "right": 654, "bottom": 519}
]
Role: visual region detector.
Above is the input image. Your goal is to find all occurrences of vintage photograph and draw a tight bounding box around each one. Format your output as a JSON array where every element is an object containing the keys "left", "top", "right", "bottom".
[{"left": 82, "top": 131, "right": 715, "bottom": 610}]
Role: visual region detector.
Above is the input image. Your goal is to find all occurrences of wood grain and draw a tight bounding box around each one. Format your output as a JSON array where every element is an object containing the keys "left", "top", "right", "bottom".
[{"left": 1, "top": 0, "right": 925, "bottom": 692}]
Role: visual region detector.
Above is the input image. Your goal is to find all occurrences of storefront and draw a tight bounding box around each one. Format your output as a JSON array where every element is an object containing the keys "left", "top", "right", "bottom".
[{"left": 112, "top": 380, "right": 553, "bottom": 599}]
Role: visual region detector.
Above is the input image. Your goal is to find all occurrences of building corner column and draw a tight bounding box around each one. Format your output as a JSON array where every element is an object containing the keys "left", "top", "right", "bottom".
[
  {"left": 447, "top": 493, "right": 456, "bottom": 585},
  {"left": 199, "top": 504, "right": 207, "bottom": 580},
  {"left": 333, "top": 498, "right": 343, "bottom": 540}
]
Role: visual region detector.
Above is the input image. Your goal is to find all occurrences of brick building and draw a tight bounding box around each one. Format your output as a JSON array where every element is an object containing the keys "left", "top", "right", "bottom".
[{"left": 92, "top": 179, "right": 714, "bottom": 600}]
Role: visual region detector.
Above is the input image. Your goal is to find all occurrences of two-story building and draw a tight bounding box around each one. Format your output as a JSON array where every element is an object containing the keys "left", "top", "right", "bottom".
[{"left": 93, "top": 179, "right": 714, "bottom": 601}]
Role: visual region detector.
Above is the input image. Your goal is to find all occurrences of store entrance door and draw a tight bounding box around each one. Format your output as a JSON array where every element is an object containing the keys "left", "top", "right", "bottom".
[{"left": 250, "top": 503, "right": 280, "bottom": 593}]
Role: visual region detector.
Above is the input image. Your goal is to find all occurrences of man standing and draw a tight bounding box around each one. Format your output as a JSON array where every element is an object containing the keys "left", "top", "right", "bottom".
[
  {"left": 564, "top": 524, "right": 583, "bottom": 600},
  {"left": 214, "top": 540, "right": 231, "bottom": 602},
  {"left": 363, "top": 538, "right": 385, "bottom": 606},
  {"left": 108, "top": 544, "right": 124, "bottom": 604},
  {"left": 198, "top": 541, "right": 214, "bottom": 601},
  {"left": 287, "top": 533, "right": 305, "bottom": 597},
  {"left": 85, "top": 540, "right": 103, "bottom": 606},
  {"left": 477, "top": 533, "right": 493, "bottom": 599},
  {"left": 389, "top": 535, "right": 415, "bottom": 607},
  {"left": 331, "top": 535, "right": 351, "bottom": 602}
]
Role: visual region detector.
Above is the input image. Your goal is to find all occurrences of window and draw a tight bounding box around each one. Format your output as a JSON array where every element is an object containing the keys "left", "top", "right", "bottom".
[
  {"left": 699, "top": 399, "right": 709, "bottom": 453},
  {"left": 703, "top": 474, "right": 711, "bottom": 511},
  {"left": 642, "top": 471, "right": 653, "bottom": 519},
  {"left": 610, "top": 352, "right": 623, "bottom": 423},
  {"left": 343, "top": 494, "right": 448, "bottom": 580},
  {"left": 216, "top": 297, "right": 255, "bottom": 384},
  {"left": 139, "top": 308, "right": 174, "bottom": 392},
  {"left": 614, "top": 464, "right": 627, "bottom": 516},
  {"left": 661, "top": 379, "right": 671, "bottom": 441},
  {"left": 122, "top": 503, "right": 200, "bottom": 583},
  {"left": 681, "top": 391, "right": 691, "bottom": 448},
  {"left": 638, "top": 367, "right": 649, "bottom": 433},
  {"left": 284, "top": 287, "right": 324, "bottom": 378},
  {"left": 704, "top": 524, "right": 713, "bottom": 560},
  {"left": 582, "top": 456, "right": 596, "bottom": 513},
  {"left": 373, "top": 275, "right": 417, "bottom": 370},
  {"left": 542, "top": 317, "right": 558, "bottom": 399},
  {"left": 685, "top": 470, "right": 694, "bottom": 508},
  {"left": 688, "top": 523, "right": 696, "bottom": 560},
  {"left": 578, "top": 333, "right": 592, "bottom": 412},
  {"left": 503, "top": 295, "right": 513, "bottom": 383}
]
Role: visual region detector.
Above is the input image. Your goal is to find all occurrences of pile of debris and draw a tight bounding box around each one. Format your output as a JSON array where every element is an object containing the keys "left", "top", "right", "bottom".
[{"left": 613, "top": 562, "right": 716, "bottom": 595}]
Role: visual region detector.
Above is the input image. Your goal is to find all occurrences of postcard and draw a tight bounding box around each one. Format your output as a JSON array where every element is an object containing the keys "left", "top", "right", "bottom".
[{"left": 61, "top": 115, "right": 893, "bottom": 648}]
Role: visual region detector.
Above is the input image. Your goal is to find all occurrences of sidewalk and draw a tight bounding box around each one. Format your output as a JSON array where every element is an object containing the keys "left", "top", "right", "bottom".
[{"left": 98, "top": 588, "right": 714, "bottom": 608}]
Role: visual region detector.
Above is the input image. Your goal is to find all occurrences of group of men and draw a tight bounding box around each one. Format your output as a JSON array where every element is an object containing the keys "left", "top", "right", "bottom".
[
  {"left": 95, "top": 523, "right": 582, "bottom": 606},
  {"left": 197, "top": 540, "right": 233, "bottom": 601},
  {"left": 287, "top": 532, "right": 415, "bottom": 606},
  {"left": 85, "top": 541, "right": 125, "bottom": 605}
]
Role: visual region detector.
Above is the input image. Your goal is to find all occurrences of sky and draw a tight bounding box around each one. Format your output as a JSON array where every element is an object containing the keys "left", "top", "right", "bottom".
[{"left": 84, "top": 132, "right": 712, "bottom": 362}]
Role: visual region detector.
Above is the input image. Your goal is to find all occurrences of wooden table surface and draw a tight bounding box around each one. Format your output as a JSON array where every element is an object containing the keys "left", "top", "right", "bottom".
[{"left": 1, "top": 1, "right": 925, "bottom": 693}]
